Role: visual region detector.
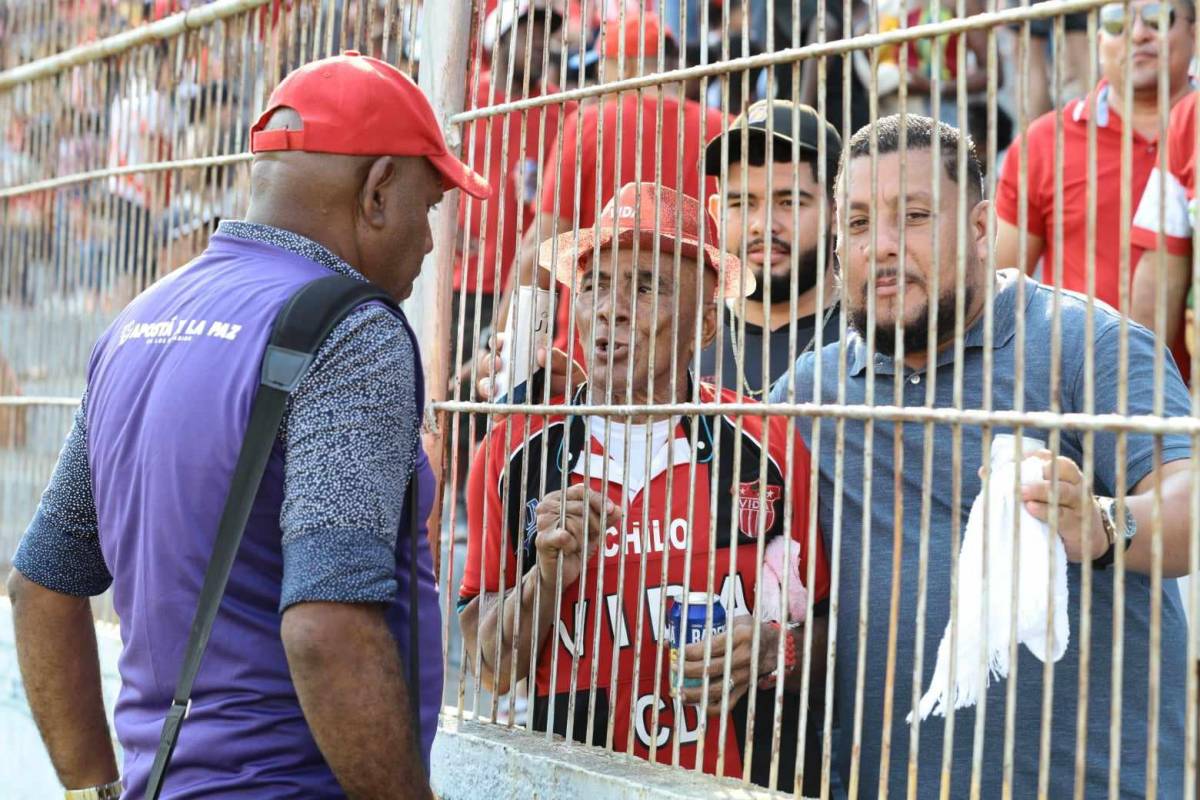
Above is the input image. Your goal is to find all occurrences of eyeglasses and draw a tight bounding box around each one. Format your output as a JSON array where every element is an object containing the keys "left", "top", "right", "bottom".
[{"left": 1100, "top": 2, "right": 1179, "bottom": 36}]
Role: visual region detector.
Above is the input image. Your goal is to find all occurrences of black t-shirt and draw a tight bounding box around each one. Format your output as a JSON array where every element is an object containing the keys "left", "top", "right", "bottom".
[
  {"left": 700, "top": 303, "right": 843, "bottom": 396},
  {"left": 770, "top": 1, "right": 871, "bottom": 138}
]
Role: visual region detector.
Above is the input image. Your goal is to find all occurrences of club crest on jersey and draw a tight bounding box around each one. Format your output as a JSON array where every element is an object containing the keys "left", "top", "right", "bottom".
[{"left": 735, "top": 482, "right": 782, "bottom": 537}]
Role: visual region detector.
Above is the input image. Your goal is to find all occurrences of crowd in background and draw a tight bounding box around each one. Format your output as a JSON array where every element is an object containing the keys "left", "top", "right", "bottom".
[
  {"left": 451, "top": 0, "right": 1200, "bottom": 382},
  {"left": 0, "top": 0, "right": 1128, "bottom": 319},
  {"left": 0, "top": 0, "right": 1123, "bottom": 309},
  {"left": 4, "top": 0, "right": 1200, "bottom": 796}
]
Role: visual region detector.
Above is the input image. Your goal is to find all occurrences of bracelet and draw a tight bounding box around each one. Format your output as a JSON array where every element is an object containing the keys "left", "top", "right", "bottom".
[
  {"left": 64, "top": 782, "right": 122, "bottom": 800},
  {"left": 758, "top": 622, "right": 797, "bottom": 689}
]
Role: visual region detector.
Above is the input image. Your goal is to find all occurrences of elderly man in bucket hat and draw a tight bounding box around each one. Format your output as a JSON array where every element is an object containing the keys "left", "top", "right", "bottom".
[
  {"left": 8, "top": 52, "right": 488, "bottom": 799},
  {"left": 457, "top": 182, "right": 831, "bottom": 792}
]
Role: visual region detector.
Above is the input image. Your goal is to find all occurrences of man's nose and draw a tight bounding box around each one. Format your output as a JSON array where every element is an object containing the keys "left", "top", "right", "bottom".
[
  {"left": 747, "top": 206, "right": 766, "bottom": 240},
  {"left": 594, "top": 283, "right": 631, "bottom": 324},
  {"left": 1130, "top": 8, "right": 1160, "bottom": 41},
  {"left": 871, "top": 218, "right": 902, "bottom": 260}
]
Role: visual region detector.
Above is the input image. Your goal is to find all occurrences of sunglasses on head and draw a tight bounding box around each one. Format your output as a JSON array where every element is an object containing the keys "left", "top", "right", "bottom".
[{"left": 1100, "top": 2, "right": 1178, "bottom": 35}]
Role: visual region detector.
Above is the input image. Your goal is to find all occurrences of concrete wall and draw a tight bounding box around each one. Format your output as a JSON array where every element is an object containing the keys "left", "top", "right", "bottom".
[{"left": 431, "top": 712, "right": 785, "bottom": 800}]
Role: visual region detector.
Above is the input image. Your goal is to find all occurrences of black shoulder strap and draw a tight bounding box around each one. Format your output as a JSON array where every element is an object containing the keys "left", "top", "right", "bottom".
[{"left": 144, "top": 275, "right": 404, "bottom": 800}]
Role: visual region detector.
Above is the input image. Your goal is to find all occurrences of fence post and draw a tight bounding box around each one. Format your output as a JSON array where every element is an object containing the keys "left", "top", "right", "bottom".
[{"left": 411, "top": 0, "right": 477, "bottom": 577}]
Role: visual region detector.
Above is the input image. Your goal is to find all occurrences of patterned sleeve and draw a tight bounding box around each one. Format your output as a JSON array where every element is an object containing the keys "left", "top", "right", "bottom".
[
  {"left": 11, "top": 391, "right": 113, "bottom": 597},
  {"left": 278, "top": 305, "right": 421, "bottom": 611}
]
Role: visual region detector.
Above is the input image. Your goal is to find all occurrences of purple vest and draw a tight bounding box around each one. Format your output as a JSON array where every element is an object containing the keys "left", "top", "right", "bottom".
[{"left": 86, "top": 233, "right": 442, "bottom": 798}]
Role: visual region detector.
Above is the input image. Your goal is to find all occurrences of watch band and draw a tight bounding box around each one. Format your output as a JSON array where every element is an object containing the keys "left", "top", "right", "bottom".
[
  {"left": 1092, "top": 496, "right": 1118, "bottom": 571},
  {"left": 64, "top": 781, "right": 122, "bottom": 800},
  {"left": 1093, "top": 497, "right": 1135, "bottom": 571},
  {"left": 1116, "top": 497, "right": 1139, "bottom": 545}
]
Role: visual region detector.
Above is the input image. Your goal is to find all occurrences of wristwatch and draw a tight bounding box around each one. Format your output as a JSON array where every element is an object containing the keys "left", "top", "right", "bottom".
[
  {"left": 1093, "top": 496, "right": 1137, "bottom": 570},
  {"left": 64, "top": 782, "right": 122, "bottom": 800}
]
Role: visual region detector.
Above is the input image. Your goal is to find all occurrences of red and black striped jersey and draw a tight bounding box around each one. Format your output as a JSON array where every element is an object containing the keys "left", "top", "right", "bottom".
[{"left": 459, "top": 380, "right": 829, "bottom": 786}]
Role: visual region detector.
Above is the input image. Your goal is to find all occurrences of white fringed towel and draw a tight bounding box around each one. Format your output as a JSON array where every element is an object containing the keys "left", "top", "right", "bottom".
[{"left": 910, "top": 435, "right": 1069, "bottom": 723}]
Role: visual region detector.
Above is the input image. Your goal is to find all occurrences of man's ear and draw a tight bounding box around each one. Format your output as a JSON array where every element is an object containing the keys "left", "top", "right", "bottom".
[
  {"left": 970, "top": 198, "right": 990, "bottom": 262},
  {"left": 700, "top": 290, "right": 721, "bottom": 349},
  {"left": 359, "top": 156, "right": 398, "bottom": 229},
  {"left": 707, "top": 193, "right": 721, "bottom": 227}
]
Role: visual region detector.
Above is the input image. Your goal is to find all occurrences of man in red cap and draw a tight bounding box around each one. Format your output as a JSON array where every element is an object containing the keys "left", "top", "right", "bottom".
[
  {"left": 478, "top": 12, "right": 728, "bottom": 362},
  {"left": 8, "top": 52, "right": 487, "bottom": 799},
  {"left": 457, "top": 182, "right": 829, "bottom": 789},
  {"left": 455, "top": 0, "right": 568, "bottom": 322},
  {"left": 538, "top": 12, "right": 725, "bottom": 238}
]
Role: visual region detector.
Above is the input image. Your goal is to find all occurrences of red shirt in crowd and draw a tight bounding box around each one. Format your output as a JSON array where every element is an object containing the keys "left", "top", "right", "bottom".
[
  {"left": 997, "top": 81, "right": 1156, "bottom": 306},
  {"left": 540, "top": 92, "right": 726, "bottom": 230},
  {"left": 459, "top": 382, "right": 829, "bottom": 782},
  {"left": 998, "top": 81, "right": 1189, "bottom": 380},
  {"left": 1131, "top": 90, "right": 1197, "bottom": 255},
  {"left": 454, "top": 73, "right": 572, "bottom": 296}
]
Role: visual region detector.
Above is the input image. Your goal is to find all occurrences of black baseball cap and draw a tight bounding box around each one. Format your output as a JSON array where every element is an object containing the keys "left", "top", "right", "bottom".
[{"left": 703, "top": 99, "right": 841, "bottom": 176}]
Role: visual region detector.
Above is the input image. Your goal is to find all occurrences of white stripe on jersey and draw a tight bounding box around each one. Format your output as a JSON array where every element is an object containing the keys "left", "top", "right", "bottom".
[{"left": 1133, "top": 166, "right": 1193, "bottom": 241}]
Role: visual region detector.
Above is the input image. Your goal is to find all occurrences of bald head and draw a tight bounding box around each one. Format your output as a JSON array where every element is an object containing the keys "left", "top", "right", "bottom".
[
  {"left": 244, "top": 106, "right": 445, "bottom": 301},
  {"left": 248, "top": 107, "right": 376, "bottom": 214}
]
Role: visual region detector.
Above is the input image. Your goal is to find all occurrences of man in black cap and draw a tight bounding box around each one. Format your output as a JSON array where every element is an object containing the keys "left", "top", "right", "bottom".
[{"left": 700, "top": 99, "right": 843, "bottom": 397}]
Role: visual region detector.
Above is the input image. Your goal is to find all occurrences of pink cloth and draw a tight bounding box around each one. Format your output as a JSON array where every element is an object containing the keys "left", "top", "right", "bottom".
[{"left": 758, "top": 536, "right": 809, "bottom": 624}]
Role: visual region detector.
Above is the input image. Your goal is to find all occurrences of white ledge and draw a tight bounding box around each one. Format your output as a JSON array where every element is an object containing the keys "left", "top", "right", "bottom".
[{"left": 432, "top": 709, "right": 799, "bottom": 799}]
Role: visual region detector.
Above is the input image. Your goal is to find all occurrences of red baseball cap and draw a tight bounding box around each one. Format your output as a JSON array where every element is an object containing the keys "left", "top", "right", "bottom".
[
  {"left": 250, "top": 52, "right": 491, "bottom": 199},
  {"left": 538, "top": 182, "right": 752, "bottom": 299},
  {"left": 602, "top": 12, "right": 674, "bottom": 59}
]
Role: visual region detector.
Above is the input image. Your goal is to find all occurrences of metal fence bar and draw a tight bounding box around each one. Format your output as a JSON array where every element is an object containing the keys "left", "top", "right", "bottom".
[
  {"left": 1071, "top": 9, "right": 1100, "bottom": 800},
  {"left": 434, "top": 399, "right": 1200, "bottom": 436},
  {"left": 1108, "top": 0, "right": 1136, "bottom": 793}
]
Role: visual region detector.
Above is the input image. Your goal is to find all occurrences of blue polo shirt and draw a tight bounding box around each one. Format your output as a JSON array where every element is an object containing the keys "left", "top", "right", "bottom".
[{"left": 771, "top": 269, "right": 1193, "bottom": 798}]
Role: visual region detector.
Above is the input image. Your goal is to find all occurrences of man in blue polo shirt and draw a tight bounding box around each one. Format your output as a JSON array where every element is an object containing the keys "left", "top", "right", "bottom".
[
  {"left": 772, "top": 114, "right": 1197, "bottom": 796},
  {"left": 6, "top": 54, "right": 490, "bottom": 798}
]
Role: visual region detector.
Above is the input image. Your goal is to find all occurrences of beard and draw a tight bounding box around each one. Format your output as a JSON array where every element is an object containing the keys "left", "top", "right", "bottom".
[
  {"left": 746, "top": 241, "right": 822, "bottom": 304},
  {"left": 847, "top": 276, "right": 976, "bottom": 358}
]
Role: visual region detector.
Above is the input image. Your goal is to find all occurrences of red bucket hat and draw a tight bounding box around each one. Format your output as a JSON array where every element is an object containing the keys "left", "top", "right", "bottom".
[
  {"left": 250, "top": 51, "right": 491, "bottom": 199},
  {"left": 538, "top": 182, "right": 751, "bottom": 299}
]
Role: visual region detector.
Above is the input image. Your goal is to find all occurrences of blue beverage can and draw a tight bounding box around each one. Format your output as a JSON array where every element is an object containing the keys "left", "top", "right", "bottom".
[{"left": 668, "top": 591, "right": 727, "bottom": 689}]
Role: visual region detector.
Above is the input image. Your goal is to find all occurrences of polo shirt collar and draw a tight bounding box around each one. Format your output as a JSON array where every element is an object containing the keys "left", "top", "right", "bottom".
[
  {"left": 1071, "top": 79, "right": 1158, "bottom": 145},
  {"left": 848, "top": 269, "right": 1031, "bottom": 377},
  {"left": 568, "top": 373, "right": 716, "bottom": 456},
  {"left": 571, "top": 419, "right": 694, "bottom": 491},
  {"left": 216, "top": 220, "right": 368, "bottom": 283},
  {"left": 1072, "top": 80, "right": 1115, "bottom": 129}
]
